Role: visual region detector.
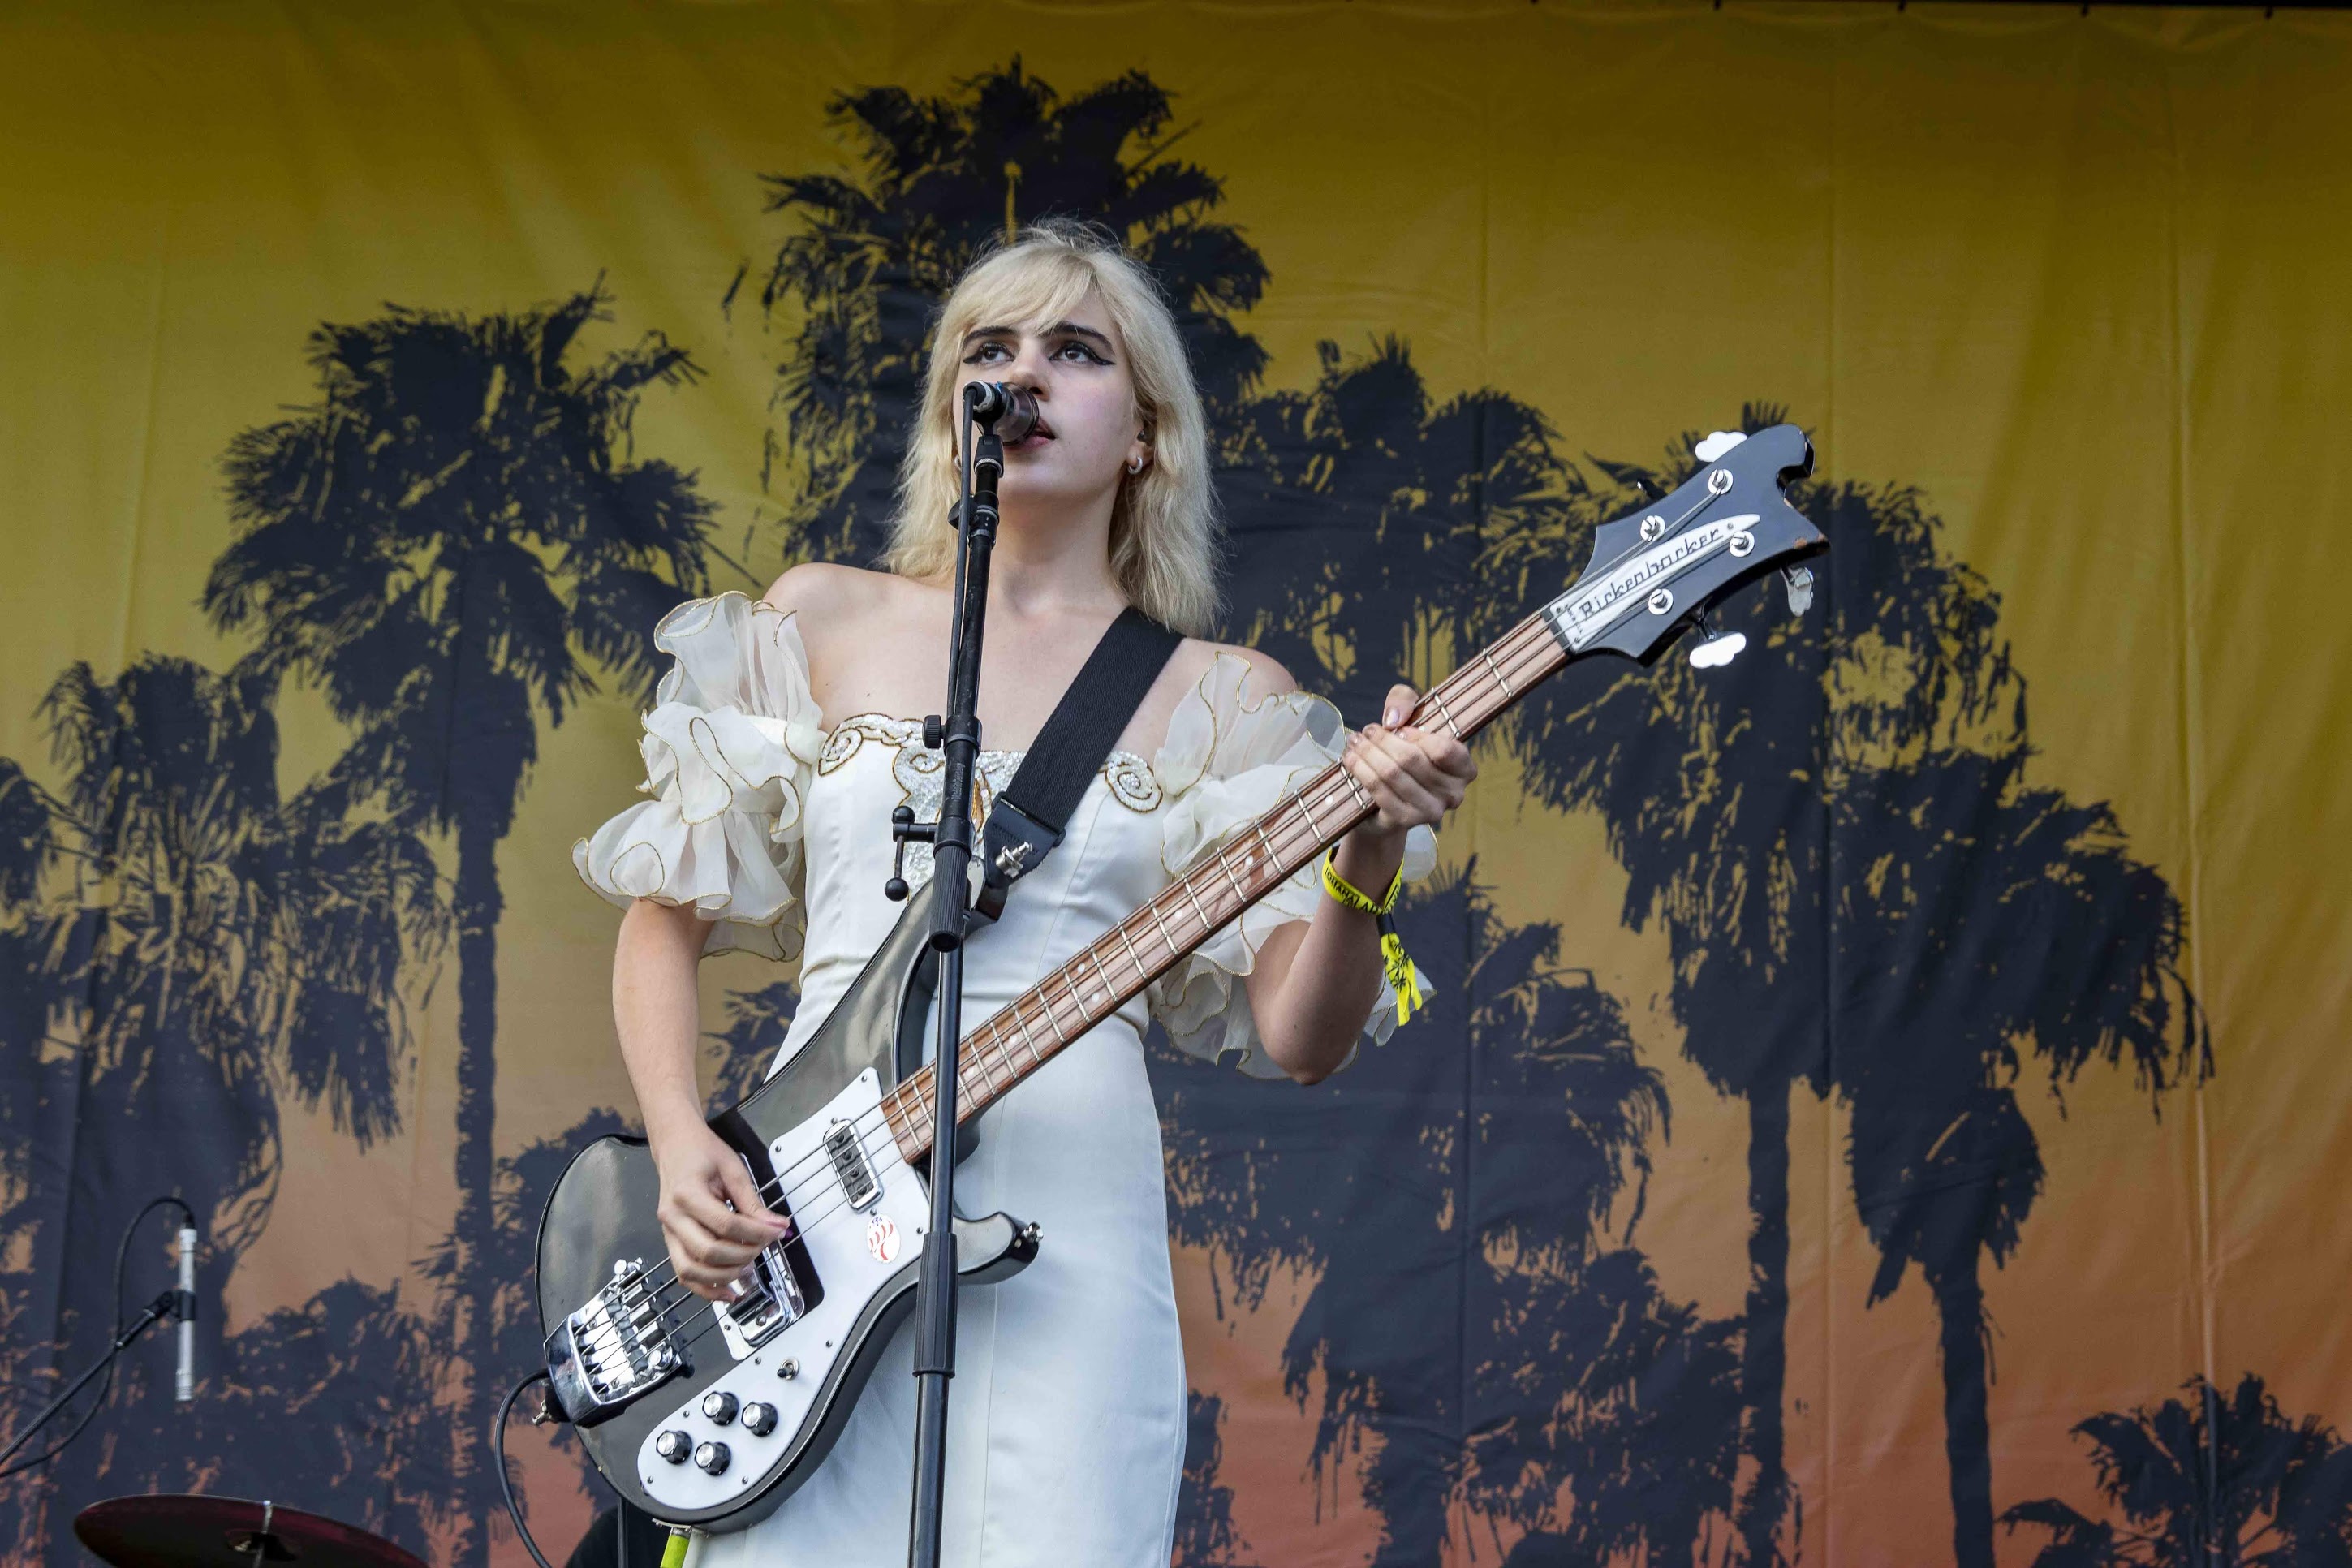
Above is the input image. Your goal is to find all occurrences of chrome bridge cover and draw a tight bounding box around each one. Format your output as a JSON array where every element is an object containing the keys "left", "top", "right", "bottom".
[
  {"left": 710, "top": 1234, "right": 810, "bottom": 1359},
  {"left": 549, "top": 1257, "right": 683, "bottom": 1425}
]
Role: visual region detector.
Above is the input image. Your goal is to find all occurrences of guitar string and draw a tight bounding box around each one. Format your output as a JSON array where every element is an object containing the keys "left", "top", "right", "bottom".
[
  {"left": 566, "top": 614, "right": 1570, "bottom": 1372},
  {"left": 565, "top": 615, "right": 1569, "bottom": 1373}
]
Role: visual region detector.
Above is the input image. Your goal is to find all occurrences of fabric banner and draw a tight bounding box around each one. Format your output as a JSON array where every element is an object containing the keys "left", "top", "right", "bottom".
[{"left": 2, "top": 3, "right": 2346, "bottom": 1564}]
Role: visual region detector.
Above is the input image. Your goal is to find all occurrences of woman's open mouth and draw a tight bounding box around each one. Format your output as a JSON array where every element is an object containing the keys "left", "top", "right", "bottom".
[{"left": 1005, "top": 418, "right": 1055, "bottom": 453}]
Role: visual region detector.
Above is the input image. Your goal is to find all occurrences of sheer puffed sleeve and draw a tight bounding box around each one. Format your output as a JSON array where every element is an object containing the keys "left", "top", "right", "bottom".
[
  {"left": 1147, "top": 654, "right": 1437, "bottom": 1079},
  {"left": 572, "top": 593, "right": 826, "bottom": 962}
]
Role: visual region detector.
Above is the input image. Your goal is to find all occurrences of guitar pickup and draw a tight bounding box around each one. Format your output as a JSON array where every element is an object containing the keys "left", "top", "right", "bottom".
[{"left": 825, "top": 1120, "right": 881, "bottom": 1211}]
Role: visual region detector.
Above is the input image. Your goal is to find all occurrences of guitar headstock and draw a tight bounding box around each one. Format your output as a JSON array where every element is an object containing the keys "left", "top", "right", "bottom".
[{"left": 1541, "top": 424, "right": 1824, "bottom": 665}]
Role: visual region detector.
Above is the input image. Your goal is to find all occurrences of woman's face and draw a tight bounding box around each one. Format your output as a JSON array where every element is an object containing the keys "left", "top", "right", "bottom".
[{"left": 952, "top": 287, "right": 1146, "bottom": 519}]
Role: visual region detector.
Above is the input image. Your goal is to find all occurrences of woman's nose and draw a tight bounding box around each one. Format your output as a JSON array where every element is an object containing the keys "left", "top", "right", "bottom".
[{"left": 1002, "top": 340, "right": 1053, "bottom": 392}]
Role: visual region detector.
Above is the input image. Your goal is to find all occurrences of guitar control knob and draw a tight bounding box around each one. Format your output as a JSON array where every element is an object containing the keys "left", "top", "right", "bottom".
[
  {"left": 700, "top": 1390, "right": 739, "bottom": 1425},
  {"left": 740, "top": 1401, "right": 778, "bottom": 1437},
  {"left": 654, "top": 1429, "right": 691, "bottom": 1465},
  {"left": 694, "top": 1440, "right": 730, "bottom": 1476}
]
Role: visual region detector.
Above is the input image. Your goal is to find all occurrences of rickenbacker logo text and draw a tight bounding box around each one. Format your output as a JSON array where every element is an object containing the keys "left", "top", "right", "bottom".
[{"left": 1548, "top": 513, "right": 1758, "bottom": 650}]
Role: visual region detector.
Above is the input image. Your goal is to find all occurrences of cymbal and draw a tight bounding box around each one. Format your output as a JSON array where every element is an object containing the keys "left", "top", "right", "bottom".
[{"left": 74, "top": 1494, "right": 429, "bottom": 1568}]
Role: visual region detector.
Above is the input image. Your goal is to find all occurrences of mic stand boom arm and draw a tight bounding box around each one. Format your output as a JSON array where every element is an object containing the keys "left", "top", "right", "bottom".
[
  {"left": 905, "top": 383, "right": 1010, "bottom": 1568},
  {"left": 0, "top": 1294, "right": 187, "bottom": 1477}
]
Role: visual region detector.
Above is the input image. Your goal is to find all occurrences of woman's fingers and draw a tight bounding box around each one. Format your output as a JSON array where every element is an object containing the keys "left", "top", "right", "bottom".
[
  {"left": 1346, "top": 730, "right": 1448, "bottom": 825},
  {"left": 714, "top": 1153, "right": 791, "bottom": 1238},
  {"left": 659, "top": 1211, "right": 754, "bottom": 1299}
]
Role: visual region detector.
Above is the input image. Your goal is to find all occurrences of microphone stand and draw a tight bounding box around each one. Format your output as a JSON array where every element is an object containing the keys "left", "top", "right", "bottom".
[{"left": 904, "top": 383, "right": 1011, "bottom": 1568}]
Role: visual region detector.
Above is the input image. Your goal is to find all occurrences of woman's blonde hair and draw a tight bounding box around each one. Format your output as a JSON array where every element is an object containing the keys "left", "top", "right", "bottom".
[{"left": 883, "top": 219, "right": 1222, "bottom": 637}]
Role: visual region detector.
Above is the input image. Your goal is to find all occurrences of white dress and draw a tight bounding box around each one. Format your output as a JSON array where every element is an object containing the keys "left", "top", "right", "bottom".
[{"left": 575, "top": 593, "right": 1432, "bottom": 1567}]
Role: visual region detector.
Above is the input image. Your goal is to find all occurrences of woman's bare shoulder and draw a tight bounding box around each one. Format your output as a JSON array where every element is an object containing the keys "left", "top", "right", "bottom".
[
  {"left": 1165, "top": 635, "right": 1299, "bottom": 698},
  {"left": 760, "top": 562, "right": 905, "bottom": 626}
]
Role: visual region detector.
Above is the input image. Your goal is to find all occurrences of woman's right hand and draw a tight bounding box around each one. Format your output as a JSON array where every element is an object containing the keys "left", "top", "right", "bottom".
[{"left": 650, "top": 1117, "right": 794, "bottom": 1303}]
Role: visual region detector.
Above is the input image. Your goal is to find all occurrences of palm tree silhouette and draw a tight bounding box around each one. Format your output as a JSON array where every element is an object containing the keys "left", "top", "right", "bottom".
[
  {"left": 202, "top": 283, "right": 714, "bottom": 1565},
  {"left": 0, "top": 758, "right": 61, "bottom": 1247},
  {"left": 743, "top": 59, "right": 1271, "bottom": 568},
  {"left": 2003, "top": 1373, "right": 2352, "bottom": 1566},
  {"left": 1835, "top": 747, "right": 2208, "bottom": 1568},
  {"left": 1174, "top": 1392, "right": 1259, "bottom": 1568},
  {"left": 1834, "top": 747, "right": 2201, "bottom": 1568},
  {"left": 1467, "top": 416, "right": 2044, "bottom": 1564},
  {"left": 1217, "top": 337, "right": 1569, "bottom": 717},
  {"left": 1155, "top": 868, "right": 1741, "bottom": 1563},
  {"left": 0, "top": 656, "right": 440, "bottom": 1560}
]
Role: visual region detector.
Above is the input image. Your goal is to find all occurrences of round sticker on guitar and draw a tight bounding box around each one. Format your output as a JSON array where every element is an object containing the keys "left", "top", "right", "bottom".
[{"left": 866, "top": 1213, "right": 900, "bottom": 1264}]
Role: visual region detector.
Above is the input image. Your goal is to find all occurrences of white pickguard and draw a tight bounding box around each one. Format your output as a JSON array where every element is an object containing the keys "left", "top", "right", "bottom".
[{"left": 634, "top": 1068, "right": 928, "bottom": 1511}]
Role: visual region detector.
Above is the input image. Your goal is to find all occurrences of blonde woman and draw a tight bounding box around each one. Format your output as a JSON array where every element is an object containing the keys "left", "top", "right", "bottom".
[{"left": 576, "top": 219, "right": 1473, "bottom": 1566}]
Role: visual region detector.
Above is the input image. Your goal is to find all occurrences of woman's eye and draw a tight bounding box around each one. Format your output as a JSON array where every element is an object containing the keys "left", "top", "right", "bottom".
[
  {"left": 1054, "top": 341, "right": 1105, "bottom": 363},
  {"left": 962, "top": 342, "right": 1011, "bottom": 364}
]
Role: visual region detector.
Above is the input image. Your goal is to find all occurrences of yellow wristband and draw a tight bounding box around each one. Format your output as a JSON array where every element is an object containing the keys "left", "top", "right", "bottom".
[
  {"left": 1320, "top": 850, "right": 1402, "bottom": 916},
  {"left": 1321, "top": 850, "right": 1428, "bottom": 1026}
]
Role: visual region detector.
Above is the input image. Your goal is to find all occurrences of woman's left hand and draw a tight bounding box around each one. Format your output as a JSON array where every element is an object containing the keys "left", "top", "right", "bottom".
[{"left": 1340, "top": 682, "right": 1477, "bottom": 841}]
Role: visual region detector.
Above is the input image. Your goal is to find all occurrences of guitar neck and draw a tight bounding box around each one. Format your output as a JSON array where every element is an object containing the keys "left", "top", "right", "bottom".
[{"left": 878, "top": 610, "right": 1573, "bottom": 1165}]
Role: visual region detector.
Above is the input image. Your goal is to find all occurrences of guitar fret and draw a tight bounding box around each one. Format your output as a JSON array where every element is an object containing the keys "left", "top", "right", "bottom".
[
  {"left": 1062, "top": 967, "right": 1092, "bottom": 1029},
  {"left": 1480, "top": 648, "right": 1514, "bottom": 696},
  {"left": 1178, "top": 878, "right": 1217, "bottom": 933},
  {"left": 973, "top": 1038, "right": 1002, "bottom": 1096},
  {"left": 1214, "top": 850, "right": 1250, "bottom": 902},
  {"left": 1286, "top": 788, "right": 1325, "bottom": 852},
  {"left": 1145, "top": 900, "right": 1181, "bottom": 956},
  {"left": 1116, "top": 924, "right": 1150, "bottom": 982},
  {"left": 1430, "top": 689, "right": 1462, "bottom": 738},
  {"left": 1044, "top": 984, "right": 1070, "bottom": 1044},
  {"left": 1014, "top": 1010, "right": 1044, "bottom": 1067},
  {"left": 1338, "top": 764, "right": 1372, "bottom": 815}
]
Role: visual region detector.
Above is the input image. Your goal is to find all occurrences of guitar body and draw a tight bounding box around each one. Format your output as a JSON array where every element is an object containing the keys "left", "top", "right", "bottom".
[{"left": 533, "top": 907, "right": 1038, "bottom": 1532}]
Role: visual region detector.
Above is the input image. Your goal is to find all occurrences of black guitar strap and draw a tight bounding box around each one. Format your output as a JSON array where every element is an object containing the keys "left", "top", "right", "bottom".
[
  {"left": 973, "top": 604, "right": 1184, "bottom": 926},
  {"left": 893, "top": 605, "right": 1182, "bottom": 1090}
]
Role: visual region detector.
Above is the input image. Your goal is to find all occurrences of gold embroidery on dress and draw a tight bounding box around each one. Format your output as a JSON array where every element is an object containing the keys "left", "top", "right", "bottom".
[{"left": 818, "top": 714, "right": 1162, "bottom": 890}]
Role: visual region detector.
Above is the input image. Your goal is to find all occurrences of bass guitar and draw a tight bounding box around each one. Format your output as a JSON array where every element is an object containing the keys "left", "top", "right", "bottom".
[{"left": 532, "top": 422, "right": 1825, "bottom": 1531}]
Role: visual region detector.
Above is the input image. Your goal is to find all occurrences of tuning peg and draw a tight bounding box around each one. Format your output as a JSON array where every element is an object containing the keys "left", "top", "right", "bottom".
[
  {"left": 1782, "top": 565, "right": 1816, "bottom": 617},
  {"left": 1687, "top": 613, "right": 1747, "bottom": 670}
]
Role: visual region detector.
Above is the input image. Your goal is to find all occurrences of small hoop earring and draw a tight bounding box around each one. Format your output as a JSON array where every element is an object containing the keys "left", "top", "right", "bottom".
[{"left": 1126, "top": 455, "right": 1145, "bottom": 476}]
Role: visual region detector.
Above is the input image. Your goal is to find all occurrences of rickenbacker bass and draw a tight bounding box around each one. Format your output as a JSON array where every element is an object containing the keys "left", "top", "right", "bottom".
[{"left": 532, "top": 424, "right": 1825, "bottom": 1531}]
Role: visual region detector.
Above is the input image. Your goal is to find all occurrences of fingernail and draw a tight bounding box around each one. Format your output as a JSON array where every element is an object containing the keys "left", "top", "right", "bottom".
[{"left": 1384, "top": 707, "right": 1403, "bottom": 726}]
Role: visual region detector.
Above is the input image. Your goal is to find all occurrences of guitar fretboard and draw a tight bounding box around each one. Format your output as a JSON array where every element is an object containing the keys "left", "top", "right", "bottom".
[{"left": 877, "top": 610, "right": 1572, "bottom": 1164}]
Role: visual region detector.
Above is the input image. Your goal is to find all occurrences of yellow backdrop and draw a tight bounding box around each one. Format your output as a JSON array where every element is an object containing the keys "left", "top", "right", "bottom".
[{"left": 2, "top": 4, "right": 2347, "bottom": 1566}]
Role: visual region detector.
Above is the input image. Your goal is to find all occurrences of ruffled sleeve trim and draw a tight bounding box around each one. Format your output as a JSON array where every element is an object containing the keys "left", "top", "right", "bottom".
[
  {"left": 571, "top": 593, "right": 825, "bottom": 962},
  {"left": 1145, "top": 654, "right": 1437, "bottom": 1079}
]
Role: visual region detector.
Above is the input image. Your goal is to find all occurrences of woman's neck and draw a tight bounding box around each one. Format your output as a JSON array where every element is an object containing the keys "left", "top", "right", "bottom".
[{"left": 979, "top": 496, "right": 1126, "bottom": 618}]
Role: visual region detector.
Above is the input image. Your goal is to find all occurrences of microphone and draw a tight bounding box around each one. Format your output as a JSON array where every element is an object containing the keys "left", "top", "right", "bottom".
[
  {"left": 963, "top": 381, "right": 1040, "bottom": 442},
  {"left": 174, "top": 1222, "right": 196, "bottom": 1403}
]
